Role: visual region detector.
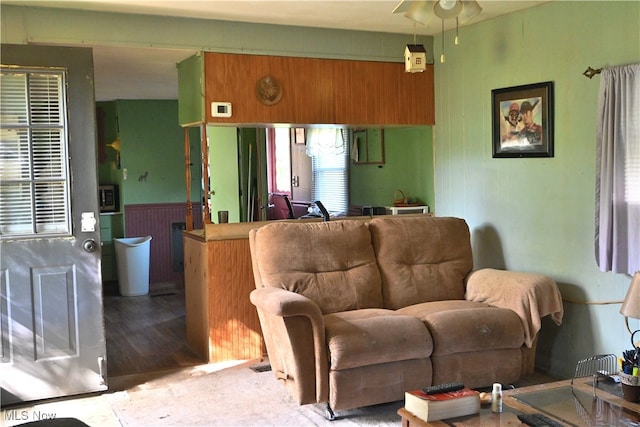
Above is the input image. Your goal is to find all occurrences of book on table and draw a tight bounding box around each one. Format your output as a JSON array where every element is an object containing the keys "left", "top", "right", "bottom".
[{"left": 404, "top": 387, "right": 481, "bottom": 422}]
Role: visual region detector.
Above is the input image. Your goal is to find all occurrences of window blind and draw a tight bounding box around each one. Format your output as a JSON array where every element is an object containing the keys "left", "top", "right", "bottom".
[
  {"left": 310, "top": 129, "right": 348, "bottom": 215},
  {"left": 0, "top": 69, "right": 70, "bottom": 237}
]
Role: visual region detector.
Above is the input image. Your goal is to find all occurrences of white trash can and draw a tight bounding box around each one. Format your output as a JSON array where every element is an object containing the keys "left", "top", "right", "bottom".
[{"left": 114, "top": 236, "right": 152, "bottom": 296}]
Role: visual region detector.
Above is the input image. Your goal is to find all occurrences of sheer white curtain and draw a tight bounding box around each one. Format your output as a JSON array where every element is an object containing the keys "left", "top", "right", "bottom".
[{"left": 595, "top": 64, "right": 640, "bottom": 274}]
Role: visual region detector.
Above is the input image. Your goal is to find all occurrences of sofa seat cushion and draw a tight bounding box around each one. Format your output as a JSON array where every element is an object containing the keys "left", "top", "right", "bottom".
[
  {"left": 369, "top": 216, "right": 473, "bottom": 309},
  {"left": 324, "top": 309, "right": 433, "bottom": 370},
  {"left": 397, "top": 300, "right": 524, "bottom": 355},
  {"left": 250, "top": 220, "right": 383, "bottom": 314}
]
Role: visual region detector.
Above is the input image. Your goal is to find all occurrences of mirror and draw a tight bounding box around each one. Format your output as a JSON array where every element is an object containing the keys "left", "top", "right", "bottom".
[{"left": 351, "top": 128, "right": 385, "bottom": 165}]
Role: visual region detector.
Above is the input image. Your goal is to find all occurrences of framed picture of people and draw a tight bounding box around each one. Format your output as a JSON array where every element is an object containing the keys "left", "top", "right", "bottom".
[{"left": 491, "top": 81, "right": 554, "bottom": 158}]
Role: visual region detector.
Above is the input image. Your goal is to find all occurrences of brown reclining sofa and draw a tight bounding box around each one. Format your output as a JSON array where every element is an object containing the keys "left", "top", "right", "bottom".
[{"left": 249, "top": 215, "right": 563, "bottom": 418}]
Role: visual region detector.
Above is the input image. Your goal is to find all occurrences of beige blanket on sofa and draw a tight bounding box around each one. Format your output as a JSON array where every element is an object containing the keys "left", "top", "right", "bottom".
[{"left": 465, "top": 268, "right": 564, "bottom": 348}]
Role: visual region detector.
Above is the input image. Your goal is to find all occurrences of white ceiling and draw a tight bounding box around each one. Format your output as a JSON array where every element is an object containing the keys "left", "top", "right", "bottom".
[{"left": 5, "top": 1, "right": 549, "bottom": 101}]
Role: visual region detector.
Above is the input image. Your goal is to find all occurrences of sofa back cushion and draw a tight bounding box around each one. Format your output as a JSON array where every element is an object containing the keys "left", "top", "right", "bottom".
[
  {"left": 249, "top": 220, "right": 383, "bottom": 314},
  {"left": 369, "top": 216, "right": 473, "bottom": 309}
]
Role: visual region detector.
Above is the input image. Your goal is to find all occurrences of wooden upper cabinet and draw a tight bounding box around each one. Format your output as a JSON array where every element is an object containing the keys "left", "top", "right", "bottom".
[{"left": 196, "top": 52, "right": 434, "bottom": 126}]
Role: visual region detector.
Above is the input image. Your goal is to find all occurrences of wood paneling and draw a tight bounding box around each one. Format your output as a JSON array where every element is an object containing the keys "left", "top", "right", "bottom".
[
  {"left": 204, "top": 52, "right": 434, "bottom": 126},
  {"left": 184, "top": 236, "right": 209, "bottom": 360},
  {"left": 207, "top": 239, "right": 263, "bottom": 362},
  {"left": 184, "top": 233, "right": 264, "bottom": 363},
  {"left": 125, "top": 203, "right": 203, "bottom": 284}
]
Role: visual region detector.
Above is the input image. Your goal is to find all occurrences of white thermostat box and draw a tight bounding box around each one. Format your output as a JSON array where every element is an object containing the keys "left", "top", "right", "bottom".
[{"left": 211, "top": 102, "right": 232, "bottom": 117}]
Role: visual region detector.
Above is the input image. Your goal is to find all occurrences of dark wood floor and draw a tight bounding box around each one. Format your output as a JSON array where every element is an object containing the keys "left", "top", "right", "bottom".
[{"left": 103, "top": 281, "right": 203, "bottom": 378}]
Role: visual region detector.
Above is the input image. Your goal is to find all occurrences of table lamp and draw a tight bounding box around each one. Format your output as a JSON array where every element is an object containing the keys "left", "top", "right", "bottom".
[{"left": 620, "top": 272, "right": 640, "bottom": 347}]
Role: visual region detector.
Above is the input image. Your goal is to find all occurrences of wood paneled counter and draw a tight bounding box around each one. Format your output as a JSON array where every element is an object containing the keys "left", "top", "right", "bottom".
[
  {"left": 183, "top": 215, "right": 425, "bottom": 363},
  {"left": 183, "top": 224, "right": 265, "bottom": 363}
]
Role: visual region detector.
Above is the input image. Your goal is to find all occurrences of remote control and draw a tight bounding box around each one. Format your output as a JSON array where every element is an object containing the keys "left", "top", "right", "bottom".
[
  {"left": 517, "top": 413, "right": 564, "bottom": 427},
  {"left": 421, "top": 382, "right": 465, "bottom": 394}
]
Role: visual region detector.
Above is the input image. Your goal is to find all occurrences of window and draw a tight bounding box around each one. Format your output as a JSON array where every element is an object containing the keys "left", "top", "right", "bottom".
[
  {"left": 0, "top": 68, "right": 71, "bottom": 238},
  {"left": 307, "top": 128, "right": 349, "bottom": 216},
  {"left": 266, "top": 127, "right": 349, "bottom": 218}
]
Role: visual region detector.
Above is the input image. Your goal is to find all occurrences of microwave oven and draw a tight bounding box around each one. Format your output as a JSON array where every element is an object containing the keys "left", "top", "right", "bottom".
[{"left": 99, "top": 185, "right": 119, "bottom": 213}]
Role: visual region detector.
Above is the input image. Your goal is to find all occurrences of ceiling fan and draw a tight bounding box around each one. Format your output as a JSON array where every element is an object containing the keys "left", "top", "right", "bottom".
[
  {"left": 393, "top": 0, "right": 482, "bottom": 26},
  {"left": 393, "top": 0, "right": 483, "bottom": 63}
]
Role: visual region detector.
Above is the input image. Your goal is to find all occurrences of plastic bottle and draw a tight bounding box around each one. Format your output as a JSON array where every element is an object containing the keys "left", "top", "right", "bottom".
[{"left": 491, "top": 383, "right": 503, "bottom": 413}]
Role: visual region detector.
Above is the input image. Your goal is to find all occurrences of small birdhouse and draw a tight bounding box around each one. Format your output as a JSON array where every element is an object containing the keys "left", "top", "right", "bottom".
[{"left": 405, "top": 44, "right": 427, "bottom": 73}]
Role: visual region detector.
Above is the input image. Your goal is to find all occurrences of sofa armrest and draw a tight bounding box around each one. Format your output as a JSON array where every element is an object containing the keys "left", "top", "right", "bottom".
[
  {"left": 250, "top": 287, "right": 328, "bottom": 404},
  {"left": 465, "top": 268, "right": 563, "bottom": 348}
]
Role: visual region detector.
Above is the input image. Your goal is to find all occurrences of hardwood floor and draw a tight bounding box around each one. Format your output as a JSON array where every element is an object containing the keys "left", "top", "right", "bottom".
[{"left": 103, "top": 281, "right": 202, "bottom": 378}]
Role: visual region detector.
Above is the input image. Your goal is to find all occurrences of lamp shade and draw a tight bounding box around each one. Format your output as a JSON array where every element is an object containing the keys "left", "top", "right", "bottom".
[
  {"left": 106, "top": 137, "right": 121, "bottom": 152},
  {"left": 620, "top": 272, "right": 640, "bottom": 320}
]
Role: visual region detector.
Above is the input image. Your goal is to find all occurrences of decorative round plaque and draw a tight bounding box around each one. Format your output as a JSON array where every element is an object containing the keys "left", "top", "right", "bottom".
[{"left": 256, "top": 75, "right": 283, "bottom": 106}]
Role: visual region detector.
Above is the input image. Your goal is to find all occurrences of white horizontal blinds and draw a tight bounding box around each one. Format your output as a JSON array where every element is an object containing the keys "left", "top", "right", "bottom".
[
  {"left": 0, "top": 73, "right": 32, "bottom": 234},
  {"left": 310, "top": 129, "right": 348, "bottom": 215},
  {"left": 0, "top": 69, "right": 70, "bottom": 237}
]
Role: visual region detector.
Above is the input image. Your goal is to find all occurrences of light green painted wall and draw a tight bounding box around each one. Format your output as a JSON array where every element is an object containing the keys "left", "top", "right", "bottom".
[
  {"left": 350, "top": 127, "right": 434, "bottom": 210},
  {"left": 433, "top": 1, "right": 640, "bottom": 378},
  {"left": 208, "top": 126, "right": 242, "bottom": 223},
  {"left": 206, "top": 127, "right": 260, "bottom": 223},
  {"left": 116, "top": 100, "right": 202, "bottom": 206},
  {"left": 177, "top": 53, "right": 205, "bottom": 125}
]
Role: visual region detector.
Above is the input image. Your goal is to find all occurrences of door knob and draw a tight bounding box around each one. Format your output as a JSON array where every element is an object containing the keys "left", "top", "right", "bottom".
[{"left": 82, "top": 239, "right": 98, "bottom": 252}]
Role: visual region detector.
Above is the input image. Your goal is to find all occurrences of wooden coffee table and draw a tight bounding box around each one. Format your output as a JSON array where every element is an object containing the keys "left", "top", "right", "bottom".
[{"left": 398, "top": 378, "right": 640, "bottom": 426}]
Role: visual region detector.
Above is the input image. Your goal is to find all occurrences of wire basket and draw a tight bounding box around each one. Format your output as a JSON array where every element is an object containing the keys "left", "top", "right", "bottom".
[{"left": 571, "top": 354, "right": 617, "bottom": 398}]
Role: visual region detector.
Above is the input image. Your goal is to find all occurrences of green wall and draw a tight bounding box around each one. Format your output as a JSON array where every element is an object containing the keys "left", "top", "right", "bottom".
[
  {"left": 177, "top": 53, "right": 205, "bottom": 125},
  {"left": 97, "top": 102, "right": 203, "bottom": 209},
  {"left": 350, "top": 127, "right": 434, "bottom": 210},
  {"left": 207, "top": 126, "right": 241, "bottom": 223},
  {"left": 115, "top": 100, "right": 202, "bottom": 207},
  {"left": 98, "top": 100, "right": 203, "bottom": 208},
  {"left": 433, "top": 1, "right": 640, "bottom": 378}
]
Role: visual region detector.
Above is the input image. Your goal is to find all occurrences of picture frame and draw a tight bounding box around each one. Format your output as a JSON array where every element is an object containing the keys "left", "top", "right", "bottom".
[
  {"left": 351, "top": 128, "right": 385, "bottom": 165},
  {"left": 491, "top": 81, "right": 554, "bottom": 158}
]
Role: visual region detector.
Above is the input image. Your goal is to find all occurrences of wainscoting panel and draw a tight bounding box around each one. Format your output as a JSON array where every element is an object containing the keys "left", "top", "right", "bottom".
[{"left": 124, "top": 203, "right": 202, "bottom": 285}]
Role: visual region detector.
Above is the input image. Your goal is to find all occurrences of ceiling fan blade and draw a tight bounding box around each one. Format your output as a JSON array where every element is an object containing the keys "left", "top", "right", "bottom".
[
  {"left": 459, "top": 0, "right": 482, "bottom": 22},
  {"left": 392, "top": 0, "right": 411, "bottom": 14},
  {"left": 405, "top": 0, "right": 435, "bottom": 25}
]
